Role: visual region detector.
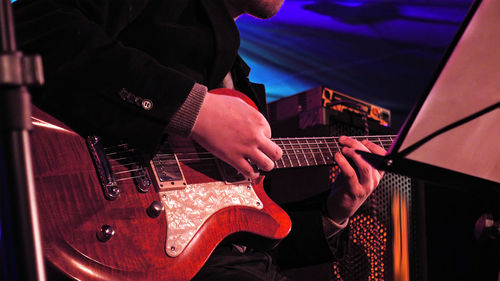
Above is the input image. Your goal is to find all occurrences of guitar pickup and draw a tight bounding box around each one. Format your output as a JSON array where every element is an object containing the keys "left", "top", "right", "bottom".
[
  {"left": 216, "top": 159, "right": 251, "bottom": 184},
  {"left": 150, "top": 154, "right": 187, "bottom": 191}
]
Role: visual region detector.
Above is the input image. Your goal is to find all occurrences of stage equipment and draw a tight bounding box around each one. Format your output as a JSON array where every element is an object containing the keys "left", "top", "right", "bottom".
[
  {"left": 268, "top": 86, "right": 391, "bottom": 133},
  {"left": 268, "top": 86, "right": 426, "bottom": 281}
]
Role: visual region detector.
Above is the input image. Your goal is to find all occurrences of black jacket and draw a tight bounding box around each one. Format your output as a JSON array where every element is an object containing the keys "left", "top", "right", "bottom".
[
  {"left": 14, "top": 0, "right": 345, "bottom": 270},
  {"left": 14, "top": 0, "right": 266, "bottom": 156}
]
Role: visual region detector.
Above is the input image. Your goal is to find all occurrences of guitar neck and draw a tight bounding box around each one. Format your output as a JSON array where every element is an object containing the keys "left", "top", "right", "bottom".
[{"left": 272, "top": 135, "right": 396, "bottom": 169}]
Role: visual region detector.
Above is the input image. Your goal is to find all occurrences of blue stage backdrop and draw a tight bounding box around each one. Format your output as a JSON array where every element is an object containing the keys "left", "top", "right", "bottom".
[{"left": 236, "top": 0, "right": 472, "bottom": 129}]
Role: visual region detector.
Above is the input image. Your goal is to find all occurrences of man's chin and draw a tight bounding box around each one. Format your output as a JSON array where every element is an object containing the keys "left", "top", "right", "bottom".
[{"left": 248, "top": 0, "right": 284, "bottom": 19}]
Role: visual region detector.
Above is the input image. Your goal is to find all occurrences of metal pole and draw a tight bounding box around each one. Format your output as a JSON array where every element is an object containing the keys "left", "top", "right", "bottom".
[{"left": 0, "top": 0, "right": 46, "bottom": 280}]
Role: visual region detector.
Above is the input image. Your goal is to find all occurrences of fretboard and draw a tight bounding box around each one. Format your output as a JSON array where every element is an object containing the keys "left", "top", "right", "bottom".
[{"left": 272, "top": 135, "right": 395, "bottom": 169}]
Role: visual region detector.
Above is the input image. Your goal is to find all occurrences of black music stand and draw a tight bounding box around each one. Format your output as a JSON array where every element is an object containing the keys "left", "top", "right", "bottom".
[{"left": 358, "top": 0, "right": 499, "bottom": 189}]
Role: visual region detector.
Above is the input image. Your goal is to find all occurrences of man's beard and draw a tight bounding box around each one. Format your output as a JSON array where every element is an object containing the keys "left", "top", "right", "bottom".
[
  {"left": 228, "top": 0, "right": 285, "bottom": 19},
  {"left": 249, "top": 0, "right": 284, "bottom": 19}
]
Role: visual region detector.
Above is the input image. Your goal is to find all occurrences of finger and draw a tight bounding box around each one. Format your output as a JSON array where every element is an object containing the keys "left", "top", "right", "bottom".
[
  {"left": 258, "top": 137, "right": 283, "bottom": 162},
  {"left": 339, "top": 136, "right": 383, "bottom": 178},
  {"left": 361, "top": 139, "right": 387, "bottom": 156},
  {"left": 339, "top": 136, "right": 371, "bottom": 166},
  {"left": 247, "top": 148, "right": 276, "bottom": 172},
  {"left": 234, "top": 158, "right": 260, "bottom": 179},
  {"left": 342, "top": 146, "right": 375, "bottom": 185},
  {"left": 340, "top": 137, "right": 384, "bottom": 187},
  {"left": 339, "top": 136, "right": 369, "bottom": 152},
  {"left": 334, "top": 152, "right": 359, "bottom": 189},
  {"left": 359, "top": 139, "right": 386, "bottom": 180}
]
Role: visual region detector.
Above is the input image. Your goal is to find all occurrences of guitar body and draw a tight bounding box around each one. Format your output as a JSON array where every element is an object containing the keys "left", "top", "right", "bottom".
[{"left": 30, "top": 89, "right": 291, "bottom": 280}]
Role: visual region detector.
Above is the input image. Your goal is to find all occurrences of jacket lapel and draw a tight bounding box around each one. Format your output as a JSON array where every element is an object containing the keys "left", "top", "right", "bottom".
[{"left": 200, "top": 0, "right": 240, "bottom": 89}]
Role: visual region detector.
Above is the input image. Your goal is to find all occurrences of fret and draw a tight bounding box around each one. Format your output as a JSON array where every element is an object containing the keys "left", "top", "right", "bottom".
[
  {"left": 284, "top": 138, "right": 295, "bottom": 167},
  {"left": 275, "top": 139, "right": 286, "bottom": 168},
  {"left": 282, "top": 139, "right": 293, "bottom": 168},
  {"left": 324, "top": 137, "right": 334, "bottom": 161},
  {"left": 334, "top": 138, "right": 341, "bottom": 154},
  {"left": 275, "top": 150, "right": 285, "bottom": 169},
  {"left": 296, "top": 139, "right": 308, "bottom": 166},
  {"left": 279, "top": 138, "right": 293, "bottom": 168},
  {"left": 314, "top": 138, "right": 327, "bottom": 165},
  {"left": 374, "top": 135, "right": 392, "bottom": 149},
  {"left": 273, "top": 139, "right": 281, "bottom": 168},
  {"left": 306, "top": 139, "right": 317, "bottom": 166},
  {"left": 280, "top": 158, "right": 286, "bottom": 169},
  {"left": 288, "top": 138, "right": 302, "bottom": 167}
]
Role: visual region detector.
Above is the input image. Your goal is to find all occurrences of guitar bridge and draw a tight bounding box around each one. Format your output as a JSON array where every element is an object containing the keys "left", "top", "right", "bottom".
[{"left": 87, "top": 136, "right": 120, "bottom": 200}]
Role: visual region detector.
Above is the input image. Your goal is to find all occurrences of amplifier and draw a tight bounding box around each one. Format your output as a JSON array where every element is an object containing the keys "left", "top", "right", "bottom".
[{"left": 268, "top": 86, "right": 391, "bottom": 132}]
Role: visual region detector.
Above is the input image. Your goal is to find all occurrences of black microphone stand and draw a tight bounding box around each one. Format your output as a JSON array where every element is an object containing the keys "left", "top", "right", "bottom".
[{"left": 0, "top": 0, "right": 46, "bottom": 280}]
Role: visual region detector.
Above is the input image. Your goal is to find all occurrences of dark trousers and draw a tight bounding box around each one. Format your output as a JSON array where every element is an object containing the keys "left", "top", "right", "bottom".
[{"left": 192, "top": 245, "right": 291, "bottom": 281}]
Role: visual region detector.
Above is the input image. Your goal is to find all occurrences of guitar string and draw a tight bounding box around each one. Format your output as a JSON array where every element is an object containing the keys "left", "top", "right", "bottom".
[
  {"left": 111, "top": 151, "right": 377, "bottom": 180},
  {"left": 103, "top": 136, "right": 394, "bottom": 149},
  {"left": 106, "top": 145, "right": 394, "bottom": 163},
  {"left": 145, "top": 140, "right": 394, "bottom": 157},
  {"left": 123, "top": 145, "right": 393, "bottom": 163},
  {"left": 105, "top": 148, "right": 137, "bottom": 156},
  {"left": 107, "top": 141, "right": 394, "bottom": 165},
  {"left": 105, "top": 136, "right": 396, "bottom": 174},
  {"left": 102, "top": 136, "right": 395, "bottom": 153},
  {"left": 115, "top": 175, "right": 143, "bottom": 182},
  {"left": 103, "top": 144, "right": 130, "bottom": 151},
  {"left": 151, "top": 143, "right": 393, "bottom": 159},
  {"left": 113, "top": 158, "right": 334, "bottom": 181},
  {"left": 110, "top": 150, "right": 370, "bottom": 169},
  {"left": 113, "top": 157, "right": 335, "bottom": 181},
  {"left": 113, "top": 168, "right": 144, "bottom": 175},
  {"left": 111, "top": 162, "right": 141, "bottom": 167}
]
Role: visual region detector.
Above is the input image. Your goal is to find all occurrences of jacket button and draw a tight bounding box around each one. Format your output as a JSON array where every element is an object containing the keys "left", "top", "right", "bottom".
[
  {"left": 134, "top": 96, "right": 143, "bottom": 107},
  {"left": 118, "top": 88, "right": 128, "bottom": 100},
  {"left": 142, "top": 99, "right": 153, "bottom": 110},
  {"left": 126, "top": 94, "right": 136, "bottom": 104}
]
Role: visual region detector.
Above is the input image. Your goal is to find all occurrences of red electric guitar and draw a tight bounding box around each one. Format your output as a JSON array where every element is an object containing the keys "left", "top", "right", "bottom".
[{"left": 30, "top": 89, "right": 394, "bottom": 280}]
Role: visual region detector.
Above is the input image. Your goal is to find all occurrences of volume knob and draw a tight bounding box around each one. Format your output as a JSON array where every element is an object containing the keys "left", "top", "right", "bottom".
[
  {"left": 97, "top": 225, "right": 115, "bottom": 242},
  {"left": 147, "top": 201, "right": 164, "bottom": 218}
]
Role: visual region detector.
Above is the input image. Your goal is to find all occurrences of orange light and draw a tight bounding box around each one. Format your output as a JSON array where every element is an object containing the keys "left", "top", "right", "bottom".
[{"left": 392, "top": 192, "right": 410, "bottom": 281}]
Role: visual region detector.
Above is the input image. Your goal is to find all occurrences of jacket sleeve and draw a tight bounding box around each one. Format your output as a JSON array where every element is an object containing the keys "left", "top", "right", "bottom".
[{"left": 13, "top": 0, "right": 197, "bottom": 157}]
